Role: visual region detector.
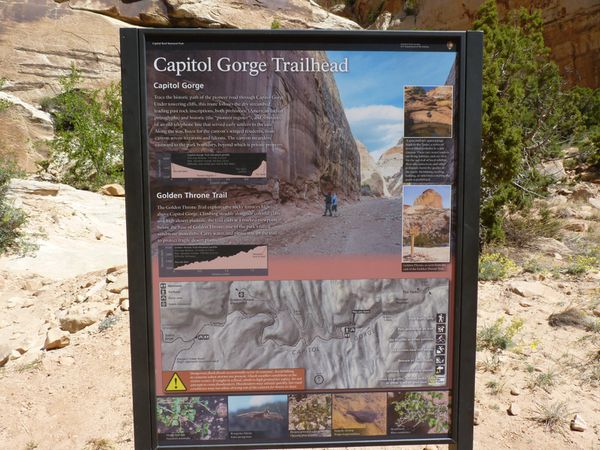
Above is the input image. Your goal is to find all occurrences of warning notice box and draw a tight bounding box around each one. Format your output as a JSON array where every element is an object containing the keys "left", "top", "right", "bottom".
[{"left": 163, "top": 369, "right": 305, "bottom": 394}]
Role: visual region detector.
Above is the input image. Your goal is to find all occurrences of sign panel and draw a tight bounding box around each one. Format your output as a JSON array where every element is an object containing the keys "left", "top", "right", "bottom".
[{"left": 121, "top": 29, "right": 482, "bottom": 450}]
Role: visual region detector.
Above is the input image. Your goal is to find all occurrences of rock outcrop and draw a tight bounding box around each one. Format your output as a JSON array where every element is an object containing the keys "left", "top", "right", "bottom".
[
  {"left": 335, "top": 0, "right": 599, "bottom": 88},
  {"left": 0, "top": 96, "right": 54, "bottom": 171},
  {"left": 413, "top": 188, "right": 443, "bottom": 208},
  {"left": 376, "top": 140, "right": 403, "bottom": 197},
  {"left": 357, "top": 140, "right": 389, "bottom": 197},
  {"left": 0, "top": 15, "right": 123, "bottom": 105},
  {"left": 57, "top": 0, "right": 360, "bottom": 30}
]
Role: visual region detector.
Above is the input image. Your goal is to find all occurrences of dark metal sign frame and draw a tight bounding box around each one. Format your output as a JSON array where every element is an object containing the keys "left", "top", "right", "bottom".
[{"left": 120, "top": 28, "right": 482, "bottom": 450}]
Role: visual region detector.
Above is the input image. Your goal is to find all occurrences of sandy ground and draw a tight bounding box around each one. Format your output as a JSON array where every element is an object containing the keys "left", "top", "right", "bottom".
[{"left": 401, "top": 246, "right": 450, "bottom": 263}]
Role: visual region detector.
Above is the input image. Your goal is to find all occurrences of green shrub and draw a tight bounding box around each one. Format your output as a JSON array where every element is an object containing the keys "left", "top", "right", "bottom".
[
  {"left": 270, "top": 19, "right": 281, "bottom": 29},
  {"left": 0, "top": 158, "right": 33, "bottom": 256},
  {"left": 477, "top": 317, "right": 524, "bottom": 351},
  {"left": 474, "top": 1, "right": 590, "bottom": 243},
  {"left": 478, "top": 252, "right": 518, "bottom": 281},
  {"left": 44, "top": 65, "right": 123, "bottom": 191}
]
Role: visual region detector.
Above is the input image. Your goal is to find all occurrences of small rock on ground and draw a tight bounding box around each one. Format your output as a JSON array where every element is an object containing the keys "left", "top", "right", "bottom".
[
  {"left": 44, "top": 328, "right": 70, "bottom": 350},
  {"left": 570, "top": 414, "right": 587, "bottom": 432},
  {"left": 508, "top": 403, "right": 520, "bottom": 416}
]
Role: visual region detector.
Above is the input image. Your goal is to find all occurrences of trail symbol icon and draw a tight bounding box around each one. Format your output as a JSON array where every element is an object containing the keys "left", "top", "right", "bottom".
[{"left": 165, "top": 372, "right": 187, "bottom": 392}]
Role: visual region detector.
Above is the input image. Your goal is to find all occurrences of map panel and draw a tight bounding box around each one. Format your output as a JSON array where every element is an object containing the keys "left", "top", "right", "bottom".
[{"left": 161, "top": 278, "right": 449, "bottom": 389}]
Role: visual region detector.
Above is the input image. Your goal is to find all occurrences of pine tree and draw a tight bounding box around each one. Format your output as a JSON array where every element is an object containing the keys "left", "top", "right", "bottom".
[{"left": 473, "top": 0, "right": 583, "bottom": 242}]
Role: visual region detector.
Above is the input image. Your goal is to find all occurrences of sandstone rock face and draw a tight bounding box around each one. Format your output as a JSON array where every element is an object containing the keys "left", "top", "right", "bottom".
[
  {"left": 0, "top": 14, "right": 123, "bottom": 105},
  {"left": 347, "top": 0, "right": 599, "bottom": 88},
  {"left": 60, "top": 0, "right": 360, "bottom": 30},
  {"left": 0, "top": 10, "right": 123, "bottom": 171},
  {"left": 0, "top": 93, "right": 54, "bottom": 171},
  {"left": 357, "top": 140, "right": 389, "bottom": 197},
  {"left": 413, "top": 188, "right": 443, "bottom": 208},
  {"left": 146, "top": 49, "right": 361, "bottom": 204},
  {"left": 377, "top": 141, "right": 403, "bottom": 197}
]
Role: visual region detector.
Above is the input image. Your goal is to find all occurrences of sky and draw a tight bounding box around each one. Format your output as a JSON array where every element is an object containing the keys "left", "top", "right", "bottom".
[
  {"left": 403, "top": 185, "right": 451, "bottom": 208},
  {"left": 327, "top": 51, "right": 456, "bottom": 159},
  {"left": 228, "top": 395, "right": 287, "bottom": 413}
]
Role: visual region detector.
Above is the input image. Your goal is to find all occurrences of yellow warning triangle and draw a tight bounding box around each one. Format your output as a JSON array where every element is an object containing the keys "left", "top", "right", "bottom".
[{"left": 165, "top": 372, "right": 187, "bottom": 392}]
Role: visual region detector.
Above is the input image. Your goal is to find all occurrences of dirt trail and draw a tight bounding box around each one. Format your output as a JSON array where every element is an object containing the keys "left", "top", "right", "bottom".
[{"left": 269, "top": 197, "right": 403, "bottom": 256}]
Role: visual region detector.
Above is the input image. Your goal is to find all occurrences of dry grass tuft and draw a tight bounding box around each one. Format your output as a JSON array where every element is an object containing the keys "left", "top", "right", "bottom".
[
  {"left": 82, "top": 439, "right": 116, "bottom": 450},
  {"left": 548, "top": 306, "right": 589, "bottom": 329}
]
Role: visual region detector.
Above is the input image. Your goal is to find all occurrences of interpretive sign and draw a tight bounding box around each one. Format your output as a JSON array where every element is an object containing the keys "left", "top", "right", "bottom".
[{"left": 120, "top": 29, "right": 483, "bottom": 450}]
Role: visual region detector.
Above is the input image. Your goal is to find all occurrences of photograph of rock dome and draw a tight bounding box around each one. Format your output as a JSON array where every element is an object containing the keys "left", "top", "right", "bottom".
[{"left": 402, "top": 185, "right": 451, "bottom": 262}]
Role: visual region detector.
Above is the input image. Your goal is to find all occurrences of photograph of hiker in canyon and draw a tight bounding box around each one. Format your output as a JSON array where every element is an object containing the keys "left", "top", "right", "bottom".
[{"left": 147, "top": 48, "right": 457, "bottom": 261}]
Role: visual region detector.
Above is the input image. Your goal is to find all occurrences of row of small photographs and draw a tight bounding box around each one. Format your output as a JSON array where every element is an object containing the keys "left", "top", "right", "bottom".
[
  {"left": 404, "top": 85, "right": 453, "bottom": 138},
  {"left": 402, "top": 184, "right": 451, "bottom": 264},
  {"left": 156, "top": 391, "right": 451, "bottom": 442}
]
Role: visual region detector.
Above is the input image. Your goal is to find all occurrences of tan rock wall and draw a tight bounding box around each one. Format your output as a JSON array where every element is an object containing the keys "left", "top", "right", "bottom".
[{"left": 338, "top": 0, "right": 599, "bottom": 88}]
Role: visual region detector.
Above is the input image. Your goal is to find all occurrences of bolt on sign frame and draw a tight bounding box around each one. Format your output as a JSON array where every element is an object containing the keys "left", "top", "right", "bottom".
[{"left": 120, "top": 29, "right": 482, "bottom": 450}]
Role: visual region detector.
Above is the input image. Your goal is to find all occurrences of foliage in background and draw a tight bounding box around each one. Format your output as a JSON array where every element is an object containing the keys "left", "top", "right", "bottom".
[
  {"left": 0, "top": 158, "right": 33, "bottom": 256},
  {"left": 473, "top": 0, "right": 599, "bottom": 243},
  {"left": 42, "top": 66, "right": 123, "bottom": 191},
  {"left": 569, "top": 86, "right": 600, "bottom": 169}
]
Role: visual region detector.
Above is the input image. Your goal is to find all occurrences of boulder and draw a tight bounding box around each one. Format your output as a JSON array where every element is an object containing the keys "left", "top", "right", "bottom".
[
  {"left": 44, "top": 328, "right": 70, "bottom": 350},
  {"left": 508, "top": 402, "right": 520, "bottom": 416},
  {"left": 108, "top": 273, "right": 128, "bottom": 294},
  {"left": 571, "top": 187, "right": 594, "bottom": 202},
  {"left": 509, "top": 281, "right": 558, "bottom": 299},
  {"left": 530, "top": 237, "right": 573, "bottom": 256},
  {"left": 100, "top": 184, "right": 125, "bottom": 197},
  {"left": 536, "top": 160, "right": 567, "bottom": 181},
  {"left": 564, "top": 220, "right": 588, "bottom": 232},
  {"left": 59, "top": 302, "right": 113, "bottom": 333}
]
